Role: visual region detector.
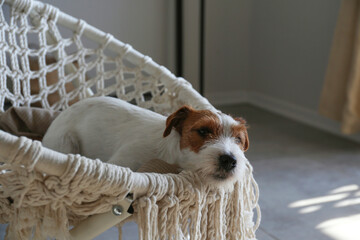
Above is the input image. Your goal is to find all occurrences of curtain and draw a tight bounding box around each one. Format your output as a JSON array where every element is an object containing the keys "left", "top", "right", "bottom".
[{"left": 319, "top": 0, "right": 360, "bottom": 134}]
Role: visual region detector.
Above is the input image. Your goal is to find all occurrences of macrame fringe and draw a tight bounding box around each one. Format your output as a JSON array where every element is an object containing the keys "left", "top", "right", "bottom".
[{"left": 0, "top": 136, "right": 260, "bottom": 240}]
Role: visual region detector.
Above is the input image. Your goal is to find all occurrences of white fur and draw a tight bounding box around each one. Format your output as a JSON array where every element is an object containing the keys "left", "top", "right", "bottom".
[
  {"left": 43, "top": 97, "right": 182, "bottom": 169},
  {"left": 42, "top": 97, "right": 248, "bottom": 185}
]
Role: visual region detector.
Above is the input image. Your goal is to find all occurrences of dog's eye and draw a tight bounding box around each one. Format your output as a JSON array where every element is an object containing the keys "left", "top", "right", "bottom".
[
  {"left": 235, "top": 137, "right": 242, "bottom": 144},
  {"left": 197, "top": 127, "right": 211, "bottom": 137}
]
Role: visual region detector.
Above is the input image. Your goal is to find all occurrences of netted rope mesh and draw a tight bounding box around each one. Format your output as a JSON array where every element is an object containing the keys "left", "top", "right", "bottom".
[
  {"left": 0, "top": 0, "right": 261, "bottom": 239},
  {"left": 0, "top": 0, "right": 213, "bottom": 114}
]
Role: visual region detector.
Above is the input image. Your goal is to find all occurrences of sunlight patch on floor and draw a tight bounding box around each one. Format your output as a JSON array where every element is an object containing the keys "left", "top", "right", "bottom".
[
  {"left": 287, "top": 184, "right": 360, "bottom": 239},
  {"left": 330, "top": 185, "right": 359, "bottom": 194},
  {"left": 316, "top": 214, "right": 360, "bottom": 240},
  {"left": 334, "top": 197, "right": 360, "bottom": 208},
  {"left": 298, "top": 205, "right": 322, "bottom": 214},
  {"left": 288, "top": 193, "right": 349, "bottom": 208}
]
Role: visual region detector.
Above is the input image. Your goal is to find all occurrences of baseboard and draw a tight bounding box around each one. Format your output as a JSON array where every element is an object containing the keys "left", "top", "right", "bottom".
[{"left": 206, "top": 91, "right": 360, "bottom": 143}]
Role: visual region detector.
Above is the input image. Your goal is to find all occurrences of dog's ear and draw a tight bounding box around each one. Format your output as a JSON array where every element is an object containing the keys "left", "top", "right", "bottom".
[
  {"left": 163, "top": 105, "right": 193, "bottom": 137},
  {"left": 242, "top": 129, "right": 249, "bottom": 151},
  {"left": 234, "top": 117, "right": 250, "bottom": 151},
  {"left": 234, "top": 117, "right": 246, "bottom": 125}
]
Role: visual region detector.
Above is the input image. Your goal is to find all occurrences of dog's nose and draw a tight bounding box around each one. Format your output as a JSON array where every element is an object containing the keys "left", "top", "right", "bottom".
[{"left": 219, "top": 154, "right": 237, "bottom": 172}]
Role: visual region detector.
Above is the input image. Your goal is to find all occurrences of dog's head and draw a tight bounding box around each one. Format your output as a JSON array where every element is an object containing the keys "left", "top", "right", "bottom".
[{"left": 163, "top": 105, "right": 249, "bottom": 186}]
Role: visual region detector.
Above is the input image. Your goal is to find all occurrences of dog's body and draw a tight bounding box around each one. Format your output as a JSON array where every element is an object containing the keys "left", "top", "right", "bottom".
[{"left": 43, "top": 96, "right": 249, "bottom": 185}]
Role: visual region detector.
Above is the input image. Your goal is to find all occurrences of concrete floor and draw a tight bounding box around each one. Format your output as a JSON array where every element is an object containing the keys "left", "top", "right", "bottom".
[{"left": 2, "top": 104, "right": 360, "bottom": 239}]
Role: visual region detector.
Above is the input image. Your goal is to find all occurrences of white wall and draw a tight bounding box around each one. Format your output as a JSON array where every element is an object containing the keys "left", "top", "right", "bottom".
[
  {"left": 204, "top": 0, "right": 340, "bottom": 109},
  {"left": 42, "top": 0, "right": 175, "bottom": 72},
  {"left": 249, "top": 0, "right": 340, "bottom": 111},
  {"left": 203, "top": 0, "right": 360, "bottom": 142}
]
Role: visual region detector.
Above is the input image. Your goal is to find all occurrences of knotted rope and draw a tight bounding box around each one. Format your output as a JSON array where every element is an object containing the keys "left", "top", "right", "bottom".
[{"left": 0, "top": 134, "right": 260, "bottom": 239}]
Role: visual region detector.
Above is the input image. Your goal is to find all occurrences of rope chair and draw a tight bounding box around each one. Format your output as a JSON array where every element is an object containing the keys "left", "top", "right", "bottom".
[{"left": 0, "top": 0, "right": 261, "bottom": 239}]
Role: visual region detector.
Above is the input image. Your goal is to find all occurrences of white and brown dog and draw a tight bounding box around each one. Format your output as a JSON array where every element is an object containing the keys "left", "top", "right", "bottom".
[{"left": 42, "top": 96, "right": 249, "bottom": 185}]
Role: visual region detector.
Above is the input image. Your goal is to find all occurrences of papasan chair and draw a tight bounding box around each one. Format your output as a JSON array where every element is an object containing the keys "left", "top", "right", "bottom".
[{"left": 0, "top": 0, "right": 261, "bottom": 239}]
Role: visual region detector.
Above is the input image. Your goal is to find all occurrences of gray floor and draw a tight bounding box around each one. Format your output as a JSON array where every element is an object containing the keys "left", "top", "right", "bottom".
[
  {"left": 221, "top": 104, "right": 360, "bottom": 240},
  {"left": 2, "top": 104, "right": 360, "bottom": 239}
]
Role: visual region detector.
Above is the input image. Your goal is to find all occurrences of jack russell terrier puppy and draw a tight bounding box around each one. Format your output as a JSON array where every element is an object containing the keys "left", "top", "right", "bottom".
[{"left": 42, "top": 96, "right": 249, "bottom": 185}]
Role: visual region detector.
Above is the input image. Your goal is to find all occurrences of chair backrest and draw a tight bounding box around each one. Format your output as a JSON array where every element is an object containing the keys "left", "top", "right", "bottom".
[{"left": 0, "top": 0, "right": 213, "bottom": 114}]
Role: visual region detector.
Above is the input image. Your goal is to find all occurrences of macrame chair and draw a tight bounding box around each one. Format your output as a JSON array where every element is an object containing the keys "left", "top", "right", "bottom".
[{"left": 0, "top": 0, "right": 261, "bottom": 239}]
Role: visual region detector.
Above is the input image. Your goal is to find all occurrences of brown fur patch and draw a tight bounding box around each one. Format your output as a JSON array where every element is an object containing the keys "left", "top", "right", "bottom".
[
  {"left": 164, "top": 107, "right": 222, "bottom": 153},
  {"left": 231, "top": 121, "right": 249, "bottom": 151},
  {"left": 163, "top": 106, "right": 192, "bottom": 137},
  {"left": 180, "top": 109, "right": 222, "bottom": 152}
]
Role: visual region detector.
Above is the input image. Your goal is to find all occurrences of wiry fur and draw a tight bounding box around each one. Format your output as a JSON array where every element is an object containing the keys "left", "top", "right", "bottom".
[{"left": 42, "top": 96, "right": 249, "bottom": 187}]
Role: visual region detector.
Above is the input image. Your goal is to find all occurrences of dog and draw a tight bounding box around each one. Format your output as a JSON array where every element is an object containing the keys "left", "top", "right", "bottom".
[{"left": 42, "top": 96, "right": 249, "bottom": 185}]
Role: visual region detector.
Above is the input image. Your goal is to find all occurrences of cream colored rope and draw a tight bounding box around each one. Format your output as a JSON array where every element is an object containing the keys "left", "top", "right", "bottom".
[{"left": 0, "top": 134, "right": 260, "bottom": 239}]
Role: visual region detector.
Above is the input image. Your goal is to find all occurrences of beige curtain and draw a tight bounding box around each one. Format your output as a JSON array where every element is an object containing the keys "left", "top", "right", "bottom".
[{"left": 319, "top": 0, "right": 360, "bottom": 134}]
